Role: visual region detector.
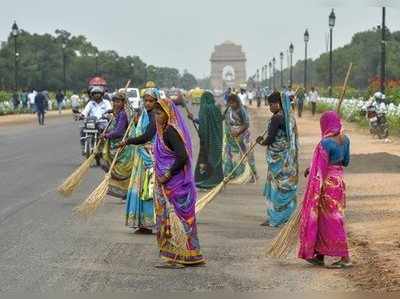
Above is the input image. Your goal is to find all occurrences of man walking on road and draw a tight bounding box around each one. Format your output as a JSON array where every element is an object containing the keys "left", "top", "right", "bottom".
[
  {"left": 309, "top": 86, "right": 319, "bottom": 116},
  {"left": 56, "top": 89, "right": 65, "bottom": 115},
  {"left": 35, "top": 90, "right": 46, "bottom": 126}
]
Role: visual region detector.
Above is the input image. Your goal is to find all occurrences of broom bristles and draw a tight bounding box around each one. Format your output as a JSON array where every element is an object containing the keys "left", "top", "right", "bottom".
[
  {"left": 57, "top": 154, "right": 96, "bottom": 196},
  {"left": 73, "top": 174, "right": 111, "bottom": 217},
  {"left": 266, "top": 206, "right": 301, "bottom": 258},
  {"left": 195, "top": 181, "right": 226, "bottom": 214}
]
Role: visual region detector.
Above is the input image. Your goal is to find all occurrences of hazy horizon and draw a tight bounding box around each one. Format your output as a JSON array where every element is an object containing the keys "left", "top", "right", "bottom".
[{"left": 1, "top": 0, "right": 400, "bottom": 78}]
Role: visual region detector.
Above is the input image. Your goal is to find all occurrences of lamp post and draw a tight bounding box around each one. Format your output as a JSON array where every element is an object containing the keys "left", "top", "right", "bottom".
[
  {"left": 268, "top": 61, "right": 272, "bottom": 90},
  {"left": 304, "top": 29, "right": 310, "bottom": 92},
  {"left": 11, "top": 21, "right": 19, "bottom": 92},
  {"left": 280, "top": 52, "right": 284, "bottom": 88},
  {"left": 329, "top": 9, "right": 336, "bottom": 97},
  {"left": 130, "top": 62, "right": 135, "bottom": 84},
  {"left": 289, "top": 43, "right": 294, "bottom": 88},
  {"left": 62, "top": 41, "right": 67, "bottom": 95},
  {"left": 272, "top": 57, "right": 276, "bottom": 90},
  {"left": 380, "top": 6, "right": 386, "bottom": 94},
  {"left": 95, "top": 51, "right": 99, "bottom": 76}
]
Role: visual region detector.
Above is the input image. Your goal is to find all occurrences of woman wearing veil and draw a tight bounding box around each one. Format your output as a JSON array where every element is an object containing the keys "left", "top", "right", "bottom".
[
  {"left": 188, "top": 91, "right": 224, "bottom": 189},
  {"left": 257, "top": 91, "right": 299, "bottom": 227},
  {"left": 153, "top": 98, "right": 205, "bottom": 268},
  {"left": 298, "top": 111, "right": 352, "bottom": 269}
]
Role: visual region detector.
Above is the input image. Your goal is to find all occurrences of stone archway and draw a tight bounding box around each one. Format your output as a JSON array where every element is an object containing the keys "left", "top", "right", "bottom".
[{"left": 210, "top": 41, "right": 247, "bottom": 92}]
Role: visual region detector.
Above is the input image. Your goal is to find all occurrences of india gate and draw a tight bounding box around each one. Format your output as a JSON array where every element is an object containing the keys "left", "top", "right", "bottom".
[{"left": 210, "top": 41, "right": 247, "bottom": 91}]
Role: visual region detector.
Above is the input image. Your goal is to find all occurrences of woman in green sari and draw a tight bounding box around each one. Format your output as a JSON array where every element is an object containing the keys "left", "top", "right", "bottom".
[{"left": 189, "top": 91, "right": 224, "bottom": 189}]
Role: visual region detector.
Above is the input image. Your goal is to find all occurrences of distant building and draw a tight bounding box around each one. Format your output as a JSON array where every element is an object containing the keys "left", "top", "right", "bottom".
[{"left": 210, "top": 41, "right": 247, "bottom": 92}]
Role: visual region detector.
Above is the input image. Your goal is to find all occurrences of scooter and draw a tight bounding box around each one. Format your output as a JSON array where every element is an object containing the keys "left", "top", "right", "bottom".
[
  {"left": 366, "top": 104, "right": 389, "bottom": 139},
  {"left": 80, "top": 117, "right": 109, "bottom": 165}
]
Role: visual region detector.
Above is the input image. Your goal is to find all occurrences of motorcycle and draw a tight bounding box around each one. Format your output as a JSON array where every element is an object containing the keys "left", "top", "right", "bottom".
[
  {"left": 366, "top": 104, "right": 389, "bottom": 139},
  {"left": 80, "top": 116, "right": 109, "bottom": 165}
]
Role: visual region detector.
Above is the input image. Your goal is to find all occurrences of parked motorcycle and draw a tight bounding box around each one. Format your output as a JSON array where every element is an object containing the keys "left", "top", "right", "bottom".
[{"left": 366, "top": 104, "right": 389, "bottom": 139}]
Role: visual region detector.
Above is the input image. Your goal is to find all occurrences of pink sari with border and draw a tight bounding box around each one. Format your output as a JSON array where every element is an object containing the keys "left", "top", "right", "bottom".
[{"left": 298, "top": 111, "right": 349, "bottom": 259}]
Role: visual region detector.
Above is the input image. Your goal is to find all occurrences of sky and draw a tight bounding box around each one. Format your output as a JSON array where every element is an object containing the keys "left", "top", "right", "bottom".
[{"left": 1, "top": 0, "right": 400, "bottom": 78}]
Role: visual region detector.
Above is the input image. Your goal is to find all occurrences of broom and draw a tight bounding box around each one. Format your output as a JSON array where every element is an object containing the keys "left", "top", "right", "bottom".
[
  {"left": 73, "top": 117, "right": 135, "bottom": 216},
  {"left": 57, "top": 114, "right": 113, "bottom": 197},
  {"left": 266, "top": 62, "right": 353, "bottom": 258},
  {"left": 196, "top": 129, "right": 267, "bottom": 213}
]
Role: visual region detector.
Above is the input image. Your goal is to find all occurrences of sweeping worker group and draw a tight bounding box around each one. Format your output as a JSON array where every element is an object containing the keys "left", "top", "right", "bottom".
[{"left": 61, "top": 83, "right": 352, "bottom": 269}]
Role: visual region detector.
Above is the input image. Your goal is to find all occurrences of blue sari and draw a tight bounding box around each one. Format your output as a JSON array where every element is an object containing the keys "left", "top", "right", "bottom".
[
  {"left": 125, "top": 110, "right": 155, "bottom": 229},
  {"left": 264, "top": 94, "right": 299, "bottom": 227}
]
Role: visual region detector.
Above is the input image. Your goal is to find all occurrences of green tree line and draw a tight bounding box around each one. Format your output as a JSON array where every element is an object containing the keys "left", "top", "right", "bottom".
[{"left": 0, "top": 29, "right": 198, "bottom": 92}]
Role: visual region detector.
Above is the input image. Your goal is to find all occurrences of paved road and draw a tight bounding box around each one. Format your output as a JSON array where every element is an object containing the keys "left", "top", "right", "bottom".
[{"left": 0, "top": 108, "right": 354, "bottom": 292}]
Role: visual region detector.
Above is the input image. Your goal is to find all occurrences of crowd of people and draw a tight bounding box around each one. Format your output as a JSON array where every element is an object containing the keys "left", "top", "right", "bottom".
[{"left": 71, "top": 81, "right": 351, "bottom": 269}]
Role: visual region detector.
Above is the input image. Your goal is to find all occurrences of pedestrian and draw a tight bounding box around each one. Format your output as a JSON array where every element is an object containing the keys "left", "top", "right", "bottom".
[
  {"left": 101, "top": 92, "right": 132, "bottom": 199},
  {"left": 257, "top": 92, "right": 299, "bottom": 227},
  {"left": 118, "top": 88, "right": 159, "bottom": 234},
  {"left": 12, "top": 92, "right": 20, "bottom": 110},
  {"left": 223, "top": 87, "right": 232, "bottom": 105},
  {"left": 298, "top": 111, "right": 352, "bottom": 269},
  {"left": 21, "top": 90, "right": 28, "bottom": 109},
  {"left": 248, "top": 90, "right": 254, "bottom": 106},
  {"left": 238, "top": 88, "right": 248, "bottom": 107},
  {"left": 70, "top": 92, "right": 81, "bottom": 113},
  {"left": 255, "top": 88, "right": 262, "bottom": 107},
  {"left": 223, "top": 93, "right": 257, "bottom": 182},
  {"left": 56, "top": 89, "right": 64, "bottom": 115},
  {"left": 28, "top": 89, "right": 37, "bottom": 113},
  {"left": 153, "top": 98, "right": 205, "bottom": 268},
  {"left": 296, "top": 87, "right": 306, "bottom": 117},
  {"left": 309, "top": 86, "right": 319, "bottom": 116},
  {"left": 34, "top": 90, "right": 46, "bottom": 126},
  {"left": 188, "top": 91, "right": 224, "bottom": 189}
]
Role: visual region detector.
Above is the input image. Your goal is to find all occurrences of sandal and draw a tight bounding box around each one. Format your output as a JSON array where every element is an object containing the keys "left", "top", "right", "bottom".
[
  {"left": 154, "top": 262, "right": 185, "bottom": 269},
  {"left": 306, "top": 257, "right": 325, "bottom": 267},
  {"left": 327, "top": 260, "right": 353, "bottom": 269}
]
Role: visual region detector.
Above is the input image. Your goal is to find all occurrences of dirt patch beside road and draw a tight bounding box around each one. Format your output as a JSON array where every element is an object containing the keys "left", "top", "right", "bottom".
[{"left": 0, "top": 110, "right": 73, "bottom": 127}]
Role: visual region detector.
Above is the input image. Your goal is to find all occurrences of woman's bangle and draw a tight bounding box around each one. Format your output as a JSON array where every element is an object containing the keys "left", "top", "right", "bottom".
[{"left": 164, "top": 170, "right": 172, "bottom": 179}]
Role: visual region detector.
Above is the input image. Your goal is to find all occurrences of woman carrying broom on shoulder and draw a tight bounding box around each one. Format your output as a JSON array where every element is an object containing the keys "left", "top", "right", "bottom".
[
  {"left": 257, "top": 91, "right": 299, "bottom": 227},
  {"left": 101, "top": 92, "right": 134, "bottom": 199},
  {"left": 187, "top": 91, "right": 224, "bottom": 189},
  {"left": 153, "top": 98, "right": 205, "bottom": 268},
  {"left": 223, "top": 93, "right": 257, "bottom": 183},
  {"left": 298, "top": 111, "right": 352, "bottom": 269}
]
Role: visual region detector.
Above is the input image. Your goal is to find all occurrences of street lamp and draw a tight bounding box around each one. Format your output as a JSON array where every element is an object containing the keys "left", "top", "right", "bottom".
[
  {"left": 62, "top": 42, "right": 67, "bottom": 95},
  {"left": 329, "top": 9, "right": 336, "bottom": 97},
  {"left": 130, "top": 62, "right": 135, "bottom": 84},
  {"left": 280, "top": 52, "right": 284, "bottom": 88},
  {"left": 268, "top": 61, "right": 272, "bottom": 90},
  {"left": 289, "top": 43, "right": 294, "bottom": 88},
  {"left": 95, "top": 51, "right": 99, "bottom": 76},
  {"left": 381, "top": 7, "right": 386, "bottom": 94},
  {"left": 304, "top": 29, "right": 310, "bottom": 92},
  {"left": 272, "top": 57, "right": 276, "bottom": 90},
  {"left": 11, "top": 21, "right": 19, "bottom": 92}
]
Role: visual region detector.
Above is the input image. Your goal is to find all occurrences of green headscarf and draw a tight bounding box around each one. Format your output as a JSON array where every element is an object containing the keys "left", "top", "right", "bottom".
[{"left": 195, "top": 91, "right": 224, "bottom": 189}]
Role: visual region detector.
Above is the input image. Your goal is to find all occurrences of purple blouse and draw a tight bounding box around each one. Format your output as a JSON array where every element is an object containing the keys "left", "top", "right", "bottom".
[{"left": 105, "top": 109, "right": 128, "bottom": 139}]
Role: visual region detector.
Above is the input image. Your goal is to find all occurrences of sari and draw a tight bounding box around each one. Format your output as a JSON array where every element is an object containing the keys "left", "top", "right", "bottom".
[
  {"left": 298, "top": 111, "right": 350, "bottom": 260},
  {"left": 264, "top": 94, "right": 299, "bottom": 227},
  {"left": 195, "top": 91, "right": 224, "bottom": 189},
  {"left": 125, "top": 109, "right": 155, "bottom": 229},
  {"left": 102, "top": 110, "right": 135, "bottom": 198},
  {"left": 154, "top": 98, "right": 204, "bottom": 265},
  {"left": 223, "top": 105, "right": 257, "bottom": 182}
]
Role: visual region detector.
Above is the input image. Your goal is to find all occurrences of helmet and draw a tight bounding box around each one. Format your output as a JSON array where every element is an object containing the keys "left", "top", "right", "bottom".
[
  {"left": 90, "top": 85, "right": 105, "bottom": 95},
  {"left": 373, "top": 91, "right": 384, "bottom": 100}
]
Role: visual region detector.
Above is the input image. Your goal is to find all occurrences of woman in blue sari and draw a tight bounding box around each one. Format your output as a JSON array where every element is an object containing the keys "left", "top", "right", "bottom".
[{"left": 257, "top": 91, "right": 299, "bottom": 227}]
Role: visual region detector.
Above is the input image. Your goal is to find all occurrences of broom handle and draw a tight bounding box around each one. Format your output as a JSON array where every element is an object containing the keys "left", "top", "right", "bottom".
[
  {"left": 336, "top": 63, "right": 353, "bottom": 113},
  {"left": 225, "top": 129, "right": 268, "bottom": 182},
  {"left": 183, "top": 102, "right": 199, "bottom": 134}
]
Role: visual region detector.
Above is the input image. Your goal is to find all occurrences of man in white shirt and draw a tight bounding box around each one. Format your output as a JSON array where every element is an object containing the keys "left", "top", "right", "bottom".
[
  {"left": 308, "top": 86, "right": 319, "bottom": 116},
  {"left": 70, "top": 93, "right": 81, "bottom": 113},
  {"left": 28, "top": 89, "right": 37, "bottom": 112},
  {"left": 238, "top": 88, "right": 248, "bottom": 107},
  {"left": 247, "top": 90, "right": 254, "bottom": 106},
  {"left": 80, "top": 86, "right": 112, "bottom": 121}
]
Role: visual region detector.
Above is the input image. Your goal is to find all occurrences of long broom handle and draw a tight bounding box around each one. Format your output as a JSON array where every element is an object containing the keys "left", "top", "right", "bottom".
[
  {"left": 336, "top": 63, "right": 353, "bottom": 113},
  {"left": 182, "top": 102, "right": 199, "bottom": 134},
  {"left": 224, "top": 129, "right": 268, "bottom": 182}
]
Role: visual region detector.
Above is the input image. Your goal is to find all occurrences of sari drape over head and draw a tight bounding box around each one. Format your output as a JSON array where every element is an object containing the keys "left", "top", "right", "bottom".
[
  {"left": 264, "top": 94, "right": 299, "bottom": 227},
  {"left": 298, "top": 111, "right": 349, "bottom": 259},
  {"left": 195, "top": 91, "right": 224, "bottom": 189},
  {"left": 154, "top": 98, "right": 204, "bottom": 265}
]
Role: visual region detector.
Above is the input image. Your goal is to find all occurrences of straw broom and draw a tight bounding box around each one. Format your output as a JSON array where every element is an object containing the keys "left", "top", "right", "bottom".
[
  {"left": 196, "top": 129, "right": 267, "bottom": 213},
  {"left": 57, "top": 114, "right": 113, "bottom": 197},
  {"left": 266, "top": 63, "right": 353, "bottom": 258},
  {"left": 73, "top": 117, "right": 135, "bottom": 216},
  {"left": 57, "top": 80, "right": 132, "bottom": 196}
]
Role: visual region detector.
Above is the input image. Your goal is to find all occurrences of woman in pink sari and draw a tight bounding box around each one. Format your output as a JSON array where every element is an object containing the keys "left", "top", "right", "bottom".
[{"left": 298, "top": 111, "right": 352, "bottom": 269}]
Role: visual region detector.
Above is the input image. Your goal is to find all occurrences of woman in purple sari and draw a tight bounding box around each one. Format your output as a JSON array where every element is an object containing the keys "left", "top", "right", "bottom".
[
  {"left": 298, "top": 111, "right": 352, "bottom": 269},
  {"left": 153, "top": 98, "right": 205, "bottom": 267}
]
